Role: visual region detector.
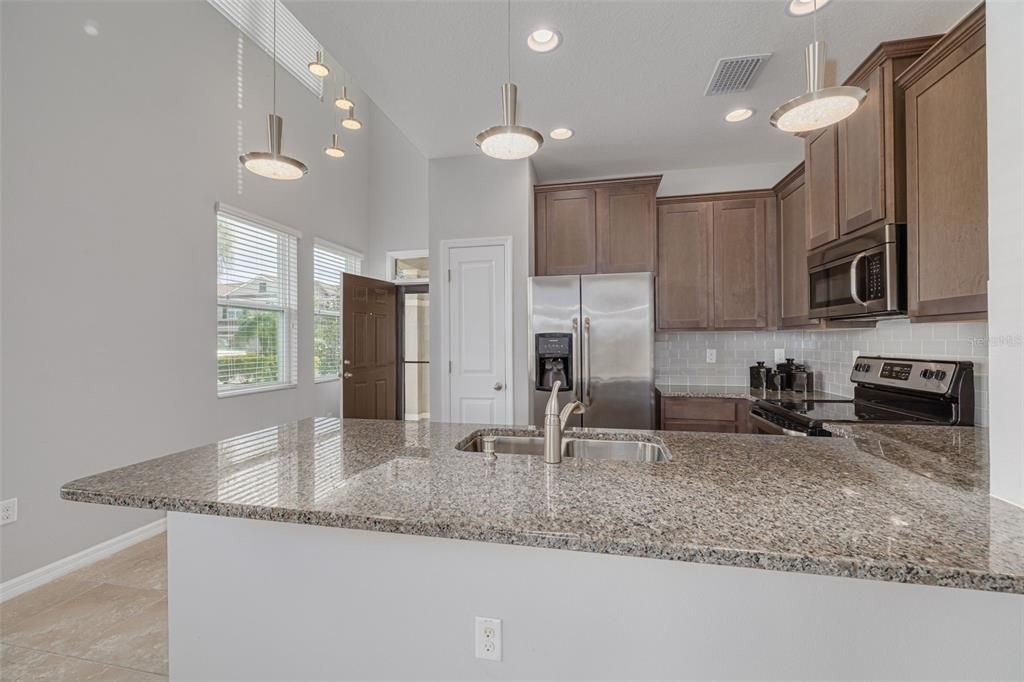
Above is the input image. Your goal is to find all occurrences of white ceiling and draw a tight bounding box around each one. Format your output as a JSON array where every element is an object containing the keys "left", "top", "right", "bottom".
[{"left": 288, "top": 0, "right": 976, "bottom": 183}]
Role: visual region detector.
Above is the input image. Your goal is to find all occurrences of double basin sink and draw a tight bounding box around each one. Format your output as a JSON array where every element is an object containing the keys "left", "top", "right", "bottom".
[{"left": 457, "top": 432, "right": 671, "bottom": 463}]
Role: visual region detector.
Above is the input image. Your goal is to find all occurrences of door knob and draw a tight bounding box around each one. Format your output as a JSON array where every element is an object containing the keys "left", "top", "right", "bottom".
[
  {"left": 343, "top": 372, "right": 353, "bottom": 379},
  {"left": 493, "top": 382, "right": 504, "bottom": 391}
]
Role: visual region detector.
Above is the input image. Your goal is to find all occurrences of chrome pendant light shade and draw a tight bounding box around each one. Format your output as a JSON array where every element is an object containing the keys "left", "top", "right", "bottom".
[
  {"left": 476, "top": 82, "right": 543, "bottom": 160},
  {"left": 334, "top": 86, "right": 354, "bottom": 111},
  {"left": 240, "top": 114, "right": 308, "bottom": 180},
  {"left": 770, "top": 41, "right": 866, "bottom": 133},
  {"left": 308, "top": 49, "right": 329, "bottom": 78},
  {"left": 240, "top": 0, "right": 307, "bottom": 180},
  {"left": 341, "top": 106, "right": 363, "bottom": 130},
  {"left": 324, "top": 133, "right": 345, "bottom": 158}
]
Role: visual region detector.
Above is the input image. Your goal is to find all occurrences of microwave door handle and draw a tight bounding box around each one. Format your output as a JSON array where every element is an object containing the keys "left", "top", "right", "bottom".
[{"left": 850, "top": 253, "right": 867, "bottom": 306}]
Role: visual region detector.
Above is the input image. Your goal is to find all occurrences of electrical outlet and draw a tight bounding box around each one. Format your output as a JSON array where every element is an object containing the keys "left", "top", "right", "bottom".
[
  {"left": 475, "top": 616, "right": 502, "bottom": 662},
  {"left": 0, "top": 498, "right": 17, "bottom": 526},
  {"left": 706, "top": 348, "right": 717, "bottom": 364},
  {"left": 774, "top": 348, "right": 786, "bottom": 363}
]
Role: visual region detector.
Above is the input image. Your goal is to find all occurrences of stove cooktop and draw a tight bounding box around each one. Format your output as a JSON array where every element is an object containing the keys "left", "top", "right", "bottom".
[{"left": 755, "top": 398, "right": 944, "bottom": 428}]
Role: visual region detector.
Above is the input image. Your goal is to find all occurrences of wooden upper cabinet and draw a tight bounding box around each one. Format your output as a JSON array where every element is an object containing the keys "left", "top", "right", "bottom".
[
  {"left": 806, "top": 37, "right": 938, "bottom": 250},
  {"left": 535, "top": 188, "right": 596, "bottom": 275},
  {"left": 775, "top": 165, "right": 815, "bottom": 328},
  {"left": 535, "top": 176, "right": 660, "bottom": 276},
  {"left": 805, "top": 126, "right": 840, "bottom": 250},
  {"left": 596, "top": 180, "right": 658, "bottom": 273},
  {"left": 656, "top": 201, "right": 713, "bottom": 330},
  {"left": 899, "top": 6, "right": 987, "bottom": 321},
  {"left": 838, "top": 66, "right": 885, "bottom": 234},
  {"left": 713, "top": 199, "right": 768, "bottom": 329}
]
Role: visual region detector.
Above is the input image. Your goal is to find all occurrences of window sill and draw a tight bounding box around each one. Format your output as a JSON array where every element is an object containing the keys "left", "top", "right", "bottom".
[
  {"left": 218, "top": 382, "right": 297, "bottom": 399},
  {"left": 314, "top": 376, "right": 340, "bottom": 384}
]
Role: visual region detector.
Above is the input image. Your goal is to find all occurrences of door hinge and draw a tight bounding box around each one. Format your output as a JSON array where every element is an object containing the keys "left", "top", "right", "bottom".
[
  {"left": 447, "top": 269, "right": 451, "bottom": 282},
  {"left": 449, "top": 360, "right": 452, "bottom": 374}
]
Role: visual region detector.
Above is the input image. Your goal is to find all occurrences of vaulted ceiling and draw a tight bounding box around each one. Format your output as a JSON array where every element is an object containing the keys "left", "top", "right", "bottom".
[{"left": 289, "top": 0, "right": 976, "bottom": 182}]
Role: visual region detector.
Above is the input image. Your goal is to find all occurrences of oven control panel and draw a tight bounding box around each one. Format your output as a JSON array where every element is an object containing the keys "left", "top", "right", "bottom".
[{"left": 850, "top": 356, "right": 961, "bottom": 394}]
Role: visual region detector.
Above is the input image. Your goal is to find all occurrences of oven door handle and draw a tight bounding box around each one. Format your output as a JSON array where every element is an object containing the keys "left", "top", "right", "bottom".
[
  {"left": 750, "top": 412, "right": 808, "bottom": 437},
  {"left": 849, "top": 252, "right": 868, "bottom": 306}
]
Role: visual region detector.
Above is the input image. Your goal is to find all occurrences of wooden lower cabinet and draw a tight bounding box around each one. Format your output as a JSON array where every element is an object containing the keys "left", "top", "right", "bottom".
[
  {"left": 659, "top": 396, "right": 750, "bottom": 434},
  {"left": 899, "top": 6, "right": 987, "bottom": 321},
  {"left": 656, "top": 192, "right": 773, "bottom": 331}
]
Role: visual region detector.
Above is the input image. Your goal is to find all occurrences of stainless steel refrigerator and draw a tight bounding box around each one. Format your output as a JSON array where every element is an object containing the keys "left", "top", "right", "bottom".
[{"left": 528, "top": 272, "right": 655, "bottom": 430}]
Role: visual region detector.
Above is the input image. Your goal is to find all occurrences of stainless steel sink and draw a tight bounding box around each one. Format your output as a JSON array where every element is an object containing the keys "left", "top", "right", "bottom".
[
  {"left": 563, "top": 438, "right": 670, "bottom": 463},
  {"left": 457, "top": 433, "right": 670, "bottom": 463}
]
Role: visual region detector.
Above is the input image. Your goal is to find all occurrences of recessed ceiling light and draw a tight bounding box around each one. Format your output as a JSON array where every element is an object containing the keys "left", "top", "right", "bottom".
[
  {"left": 550, "top": 128, "right": 574, "bottom": 140},
  {"left": 527, "top": 28, "right": 561, "bottom": 53},
  {"left": 83, "top": 20, "right": 99, "bottom": 37},
  {"left": 725, "top": 108, "right": 754, "bottom": 123},
  {"left": 785, "top": 0, "right": 832, "bottom": 17}
]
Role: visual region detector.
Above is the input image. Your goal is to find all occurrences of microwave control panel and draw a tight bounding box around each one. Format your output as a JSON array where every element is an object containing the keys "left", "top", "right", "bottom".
[{"left": 864, "top": 253, "right": 885, "bottom": 300}]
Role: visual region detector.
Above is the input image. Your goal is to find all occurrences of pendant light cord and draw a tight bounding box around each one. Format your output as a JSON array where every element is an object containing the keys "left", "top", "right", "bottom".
[
  {"left": 811, "top": 0, "right": 818, "bottom": 46},
  {"left": 506, "top": 0, "right": 511, "bottom": 84}
]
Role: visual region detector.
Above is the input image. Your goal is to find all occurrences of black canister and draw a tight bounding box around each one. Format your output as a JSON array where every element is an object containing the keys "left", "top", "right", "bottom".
[
  {"left": 776, "top": 358, "right": 798, "bottom": 390},
  {"left": 749, "top": 361, "right": 769, "bottom": 390}
]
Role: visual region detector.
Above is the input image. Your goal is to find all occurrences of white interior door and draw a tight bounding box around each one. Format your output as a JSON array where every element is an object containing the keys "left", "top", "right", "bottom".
[{"left": 446, "top": 242, "right": 511, "bottom": 424}]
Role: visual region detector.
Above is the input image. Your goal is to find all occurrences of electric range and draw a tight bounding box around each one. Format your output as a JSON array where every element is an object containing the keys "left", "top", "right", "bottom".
[{"left": 749, "top": 355, "right": 975, "bottom": 437}]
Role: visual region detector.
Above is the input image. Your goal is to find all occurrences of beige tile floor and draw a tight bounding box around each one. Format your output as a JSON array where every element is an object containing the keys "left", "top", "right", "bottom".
[{"left": 1, "top": 533, "right": 168, "bottom": 681}]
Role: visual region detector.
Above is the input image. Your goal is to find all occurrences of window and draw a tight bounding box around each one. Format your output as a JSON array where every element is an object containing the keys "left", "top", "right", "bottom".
[
  {"left": 207, "top": 0, "right": 324, "bottom": 98},
  {"left": 217, "top": 204, "right": 298, "bottom": 395},
  {"left": 313, "top": 240, "right": 363, "bottom": 382}
]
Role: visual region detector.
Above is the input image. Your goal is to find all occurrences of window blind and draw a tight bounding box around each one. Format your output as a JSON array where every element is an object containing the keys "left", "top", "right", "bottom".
[
  {"left": 313, "top": 240, "right": 362, "bottom": 381},
  {"left": 217, "top": 205, "right": 298, "bottom": 394},
  {"left": 207, "top": 0, "right": 324, "bottom": 98}
]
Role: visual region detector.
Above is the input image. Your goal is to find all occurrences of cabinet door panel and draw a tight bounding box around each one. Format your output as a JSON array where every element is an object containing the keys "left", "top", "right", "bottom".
[
  {"left": 907, "top": 41, "right": 987, "bottom": 319},
  {"left": 536, "top": 189, "right": 596, "bottom": 275},
  {"left": 596, "top": 184, "right": 656, "bottom": 273},
  {"left": 806, "top": 127, "right": 840, "bottom": 250},
  {"left": 779, "top": 180, "right": 813, "bottom": 327},
  {"left": 656, "top": 202, "right": 712, "bottom": 330},
  {"left": 713, "top": 199, "right": 767, "bottom": 329},
  {"left": 839, "top": 66, "right": 885, "bottom": 234}
]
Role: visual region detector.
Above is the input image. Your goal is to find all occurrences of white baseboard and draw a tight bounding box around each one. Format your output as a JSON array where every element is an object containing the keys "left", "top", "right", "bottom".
[{"left": 0, "top": 518, "right": 167, "bottom": 603}]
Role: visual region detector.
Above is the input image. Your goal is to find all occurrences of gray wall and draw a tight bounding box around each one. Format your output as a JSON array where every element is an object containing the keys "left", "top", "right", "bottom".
[
  {"left": 364, "top": 105, "right": 429, "bottom": 279},
  {"left": 986, "top": 0, "right": 1024, "bottom": 507},
  {"left": 427, "top": 155, "right": 533, "bottom": 426},
  {"left": 0, "top": 0, "right": 418, "bottom": 580}
]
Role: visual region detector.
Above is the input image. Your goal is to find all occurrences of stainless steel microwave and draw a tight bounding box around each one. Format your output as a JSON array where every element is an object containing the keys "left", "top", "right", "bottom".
[{"left": 807, "top": 224, "right": 906, "bottom": 320}]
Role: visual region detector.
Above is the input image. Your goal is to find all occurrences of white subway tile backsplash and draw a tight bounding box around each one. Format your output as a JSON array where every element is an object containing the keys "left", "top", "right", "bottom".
[{"left": 656, "top": 319, "right": 989, "bottom": 425}]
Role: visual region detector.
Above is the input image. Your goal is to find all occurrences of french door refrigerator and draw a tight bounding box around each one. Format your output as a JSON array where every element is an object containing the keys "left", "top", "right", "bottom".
[{"left": 528, "top": 272, "right": 655, "bottom": 430}]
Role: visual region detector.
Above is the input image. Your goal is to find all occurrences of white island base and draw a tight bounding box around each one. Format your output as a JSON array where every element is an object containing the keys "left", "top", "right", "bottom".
[{"left": 167, "top": 512, "right": 1023, "bottom": 680}]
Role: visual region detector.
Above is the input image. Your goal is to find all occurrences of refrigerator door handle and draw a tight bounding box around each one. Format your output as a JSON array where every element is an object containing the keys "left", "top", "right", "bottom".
[
  {"left": 572, "top": 317, "right": 582, "bottom": 403},
  {"left": 582, "top": 316, "right": 592, "bottom": 406}
]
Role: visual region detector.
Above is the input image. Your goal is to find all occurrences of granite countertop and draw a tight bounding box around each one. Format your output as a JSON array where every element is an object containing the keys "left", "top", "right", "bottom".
[
  {"left": 656, "top": 383, "right": 848, "bottom": 402},
  {"left": 61, "top": 418, "right": 1023, "bottom": 594}
]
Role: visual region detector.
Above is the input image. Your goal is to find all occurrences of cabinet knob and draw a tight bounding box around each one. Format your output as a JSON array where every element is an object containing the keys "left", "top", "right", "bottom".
[{"left": 343, "top": 372, "right": 353, "bottom": 379}]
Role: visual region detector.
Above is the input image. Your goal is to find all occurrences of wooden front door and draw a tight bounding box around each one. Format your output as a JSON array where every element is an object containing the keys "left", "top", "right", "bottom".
[{"left": 342, "top": 273, "right": 397, "bottom": 419}]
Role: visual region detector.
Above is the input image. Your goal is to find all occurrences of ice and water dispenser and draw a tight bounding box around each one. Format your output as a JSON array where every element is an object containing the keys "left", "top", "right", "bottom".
[{"left": 534, "top": 333, "right": 573, "bottom": 392}]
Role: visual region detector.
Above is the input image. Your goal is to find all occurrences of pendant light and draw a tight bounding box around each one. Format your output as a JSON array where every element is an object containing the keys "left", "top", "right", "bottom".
[
  {"left": 324, "top": 133, "right": 345, "bottom": 158},
  {"left": 341, "top": 105, "right": 363, "bottom": 130},
  {"left": 770, "top": 0, "right": 865, "bottom": 134},
  {"left": 334, "top": 85, "right": 354, "bottom": 111},
  {"left": 240, "top": 0, "right": 308, "bottom": 180},
  {"left": 308, "top": 50, "right": 329, "bottom": 78},
  {"left": 475, "top": 0, "right": 543, "bottom": 160}
]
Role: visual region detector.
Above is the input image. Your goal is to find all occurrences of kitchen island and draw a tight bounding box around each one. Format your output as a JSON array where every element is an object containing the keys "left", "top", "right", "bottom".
[{"left": 62, "top": 418, "right": 1024, "bottom": 680}]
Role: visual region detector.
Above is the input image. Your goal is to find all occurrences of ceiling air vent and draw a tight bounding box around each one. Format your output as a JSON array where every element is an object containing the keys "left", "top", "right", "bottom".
[{"left": 704, "top": 53, "right": 772, "bottom": 96}]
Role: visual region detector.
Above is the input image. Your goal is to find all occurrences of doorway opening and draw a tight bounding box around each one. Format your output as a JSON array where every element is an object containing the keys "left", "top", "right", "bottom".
[{"left": 397, "top": 285, "right": 429, "bottom": 421}]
